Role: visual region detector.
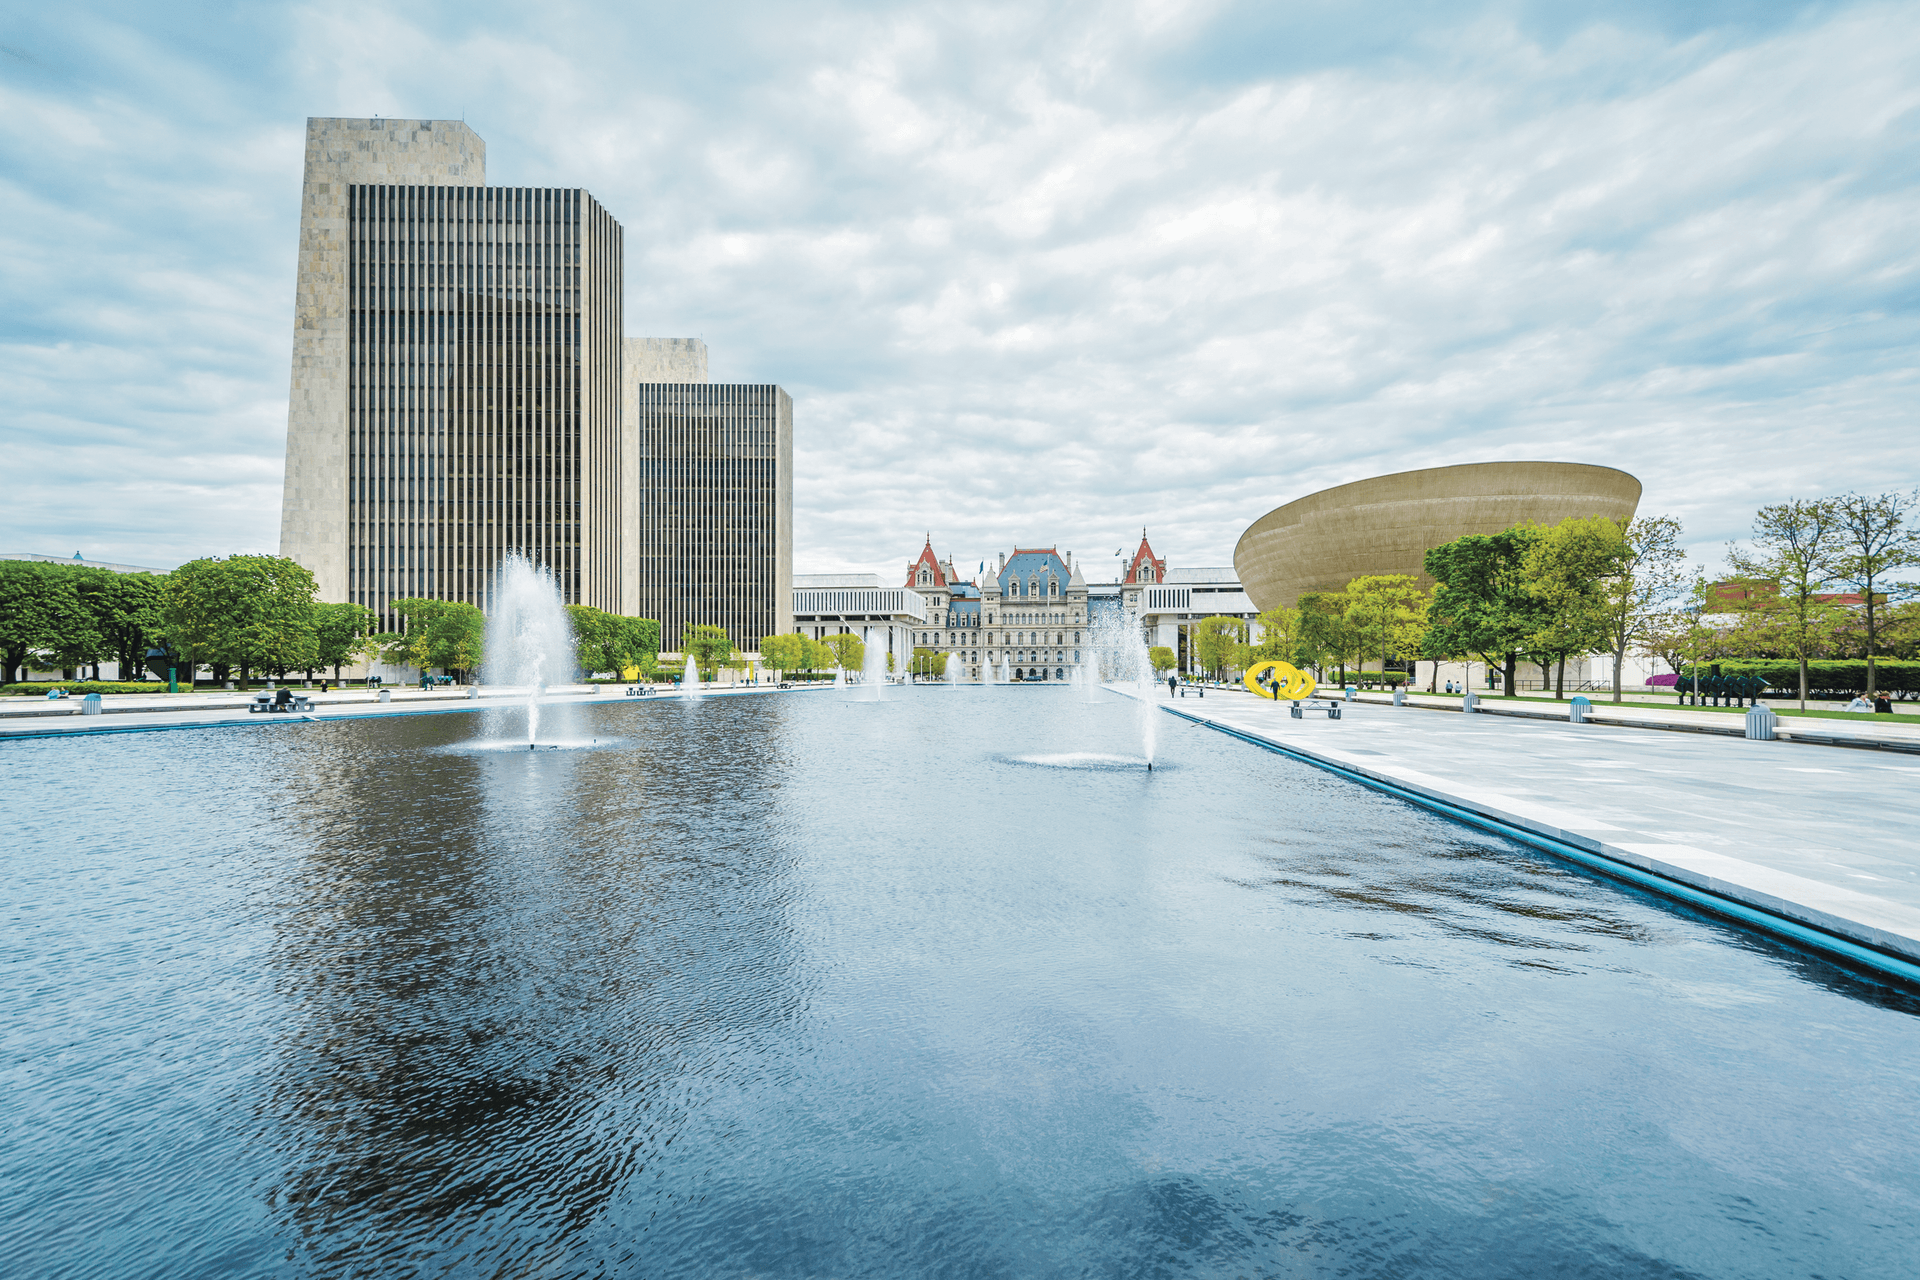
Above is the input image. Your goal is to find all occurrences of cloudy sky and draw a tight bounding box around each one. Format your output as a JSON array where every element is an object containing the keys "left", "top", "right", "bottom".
[{"left": 4, "top": 0, "right": 1917, "bottom": 583}]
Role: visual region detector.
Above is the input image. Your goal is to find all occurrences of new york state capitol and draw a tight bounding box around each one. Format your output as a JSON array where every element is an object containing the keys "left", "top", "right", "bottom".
[{"left": 789, "top": 532, "right": 1258, "bottom": 680}]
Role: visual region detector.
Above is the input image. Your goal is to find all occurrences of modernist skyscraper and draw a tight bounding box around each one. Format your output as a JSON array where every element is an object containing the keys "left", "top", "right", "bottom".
[
  {"left": 280, "top": 117, "right": 792, "bottom": 652},
  {"left": 279, "top": 117, "right": 625, "bottom": 620}
]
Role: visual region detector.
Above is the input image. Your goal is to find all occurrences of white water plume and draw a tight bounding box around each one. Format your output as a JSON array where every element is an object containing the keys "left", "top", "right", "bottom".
[
  {"left": 683, "top": 654, "right": 703, "bottom": 700},
  {"left": 483, "top": 556, "right": 577, "bottom": 748},
  {"left": 862, "top": 633, "right": 888, "bottom": 700}
]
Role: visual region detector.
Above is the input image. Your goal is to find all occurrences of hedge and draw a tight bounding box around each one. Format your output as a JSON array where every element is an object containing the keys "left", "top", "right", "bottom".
[
  {"left": 1677, "top": 659, "right": 1920, "bottom": 694},
  {"left": 1, "top": 681, "right": 176, "bottom": 696}
]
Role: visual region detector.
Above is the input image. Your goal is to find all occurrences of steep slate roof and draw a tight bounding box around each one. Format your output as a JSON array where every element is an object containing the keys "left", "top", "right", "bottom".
[
  {"left": 998, "top": 548, "right": 1071, "bottom": 596},
  {"left": 904, "top": 537, "right": 948, "bottom": 589},
  {"left": 1123, "top": 532, "right": 1166, "bottom": 585}
]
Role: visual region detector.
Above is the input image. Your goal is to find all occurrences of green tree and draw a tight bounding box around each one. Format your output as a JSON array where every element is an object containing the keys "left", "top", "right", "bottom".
[
  {"left": 1148, "top": 645, "right": 1177, "bottom": 675},
  {"left": 1344, "top": 575, "right": 1429, "bottom": 685},
  {"left": 1423, "top": 526, "right": 1544, "bottom": 696},
  {"left": 379, "top": 598, "right": 486, "bottom": 679},
  {"left": 1521, "top": 519, "right": 1622, "bottom": 698},
  {"left": 820, "top": 631, "right": 864, "bottom": 673},
  {"left": 1585, "top": 515, "right": 1689, "bottom": 703},
  {"left": 76, "top": 569, "right": 169, "bottom": 682},
  {"left": 1296, "top": 591, "right": 1360, "bottom": 683},
  {"left": 761, "top": 632, "right": 808, "bottom": 675},
  {"left": 313, "top": 602, "right": 377, "bottom": 684},
  {"left": 909, "top": 646, "right": 949, "bottom": 678},
  {"left": 164, "top": 555, "right": 319, "bottom": 685},
  {"left": 1726, "top": 499, "right": 1846, "bottom": 710},
  {"left": 42, "top": 569, "right": 108, "bottom": 679},
  {"left": 1832, "top": 490, "right": 1920, "bottom": 696},
  {"left": 1192, "top": 616, "right": 1248, "bottom": 680},
  {"left": 0, "top": 561, "right": 91, "bottom": 684},
  {"left": 1252, "top": 607, "right": 1299, "bottom": 664},
  {"left": 683, "top": 624, "right": 733, "bottom": 678}
]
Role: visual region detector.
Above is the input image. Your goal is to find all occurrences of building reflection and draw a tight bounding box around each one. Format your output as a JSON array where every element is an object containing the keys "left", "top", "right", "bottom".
[{"left": 254, "top": 699, "right": 810, "bottom": 1273}]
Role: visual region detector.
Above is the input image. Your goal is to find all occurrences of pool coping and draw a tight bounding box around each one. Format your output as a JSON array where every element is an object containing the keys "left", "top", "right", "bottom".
[{"left": 1146, "top": 694, "right": 1920, "bottom": 988}]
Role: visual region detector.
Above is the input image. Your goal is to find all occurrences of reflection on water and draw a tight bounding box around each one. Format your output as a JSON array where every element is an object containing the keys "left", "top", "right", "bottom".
[{"left": 4, "top": 690, "right": 1919, "bottom": 1279}]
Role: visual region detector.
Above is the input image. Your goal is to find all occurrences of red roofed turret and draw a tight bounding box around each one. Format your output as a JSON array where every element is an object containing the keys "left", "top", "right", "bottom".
[
  {"left": 905, "top": 536, "right": 948, "bottom": 590},
  {"left": 1124, "top": 530, "right": 1166, "bottom": 585}
]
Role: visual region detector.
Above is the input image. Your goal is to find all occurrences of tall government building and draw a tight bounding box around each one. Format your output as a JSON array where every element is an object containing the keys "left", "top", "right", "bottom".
[{"left": 279, "top": 117, "right": 791, "bottom": 654}]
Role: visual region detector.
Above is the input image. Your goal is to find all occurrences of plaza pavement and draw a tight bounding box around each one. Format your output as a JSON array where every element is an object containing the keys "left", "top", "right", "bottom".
[{"left": 1137, "top": 683, "right": 1920, "bottom": 979}]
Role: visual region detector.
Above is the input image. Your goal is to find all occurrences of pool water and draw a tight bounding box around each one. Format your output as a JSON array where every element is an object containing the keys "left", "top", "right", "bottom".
[{"left": 4, "top": 688, "right": 1918, "bottom": 1278}]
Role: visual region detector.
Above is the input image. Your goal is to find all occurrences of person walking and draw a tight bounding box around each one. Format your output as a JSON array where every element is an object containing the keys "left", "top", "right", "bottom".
[{"left": 1167, "top": 674, "right": 1177, "bottom": 698}]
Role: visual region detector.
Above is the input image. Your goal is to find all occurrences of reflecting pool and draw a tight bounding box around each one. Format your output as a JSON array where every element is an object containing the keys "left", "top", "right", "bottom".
[{"left": 5, "top": 689, "right": 1919, "bottom": 1278}]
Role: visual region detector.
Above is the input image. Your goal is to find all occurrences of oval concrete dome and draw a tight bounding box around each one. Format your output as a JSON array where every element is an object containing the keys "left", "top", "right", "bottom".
[{"left": 1233, "top": 461, "right": 1642, "bottom": 611}]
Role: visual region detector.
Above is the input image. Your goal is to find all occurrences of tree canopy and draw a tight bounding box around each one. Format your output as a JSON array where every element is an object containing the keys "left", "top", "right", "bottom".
[
  {"left": 164, "top": 555, "right": 319, "bottom": 679},
  {"left": 314, "top": 602, "right": 377, "bottom": 682},
  {"left": 819, "top": 631, "right": 864, "bottom": 672},
  {"left": 1192, "top": 616, "right": 1249, "bottom": 678},
  {"left": 1343, "top": 575, "right": 1428, "bottom": 677},
  {"left": 380, "top": 599, "right": 486, "bottom": 677},
  {"left": 568, "top": 606, "right": 660, "bottom": 679},
  {"left": 683, "top": 624, "right": 733, "bottom": 676},
  {"left": 0, "top": 561, "right": 93, "bottom": 683},
  {"left": 1423, "top": 527, "right": 1543, "bottom": 693}
]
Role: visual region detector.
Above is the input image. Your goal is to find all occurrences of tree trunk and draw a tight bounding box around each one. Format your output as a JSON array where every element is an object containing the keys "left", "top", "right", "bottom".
[
  {"left": 1556, "top": 655, "right": 1567, "bottom": 700},
  {"left": 1612, "top": 641, "right": 1626, "bottom": 703},
  {"left": 1503, "top": 652, "right": 1517, "bottom": 696},
  {"left": 1799, "top": 654, "right": 1809, "bottom": 712}
]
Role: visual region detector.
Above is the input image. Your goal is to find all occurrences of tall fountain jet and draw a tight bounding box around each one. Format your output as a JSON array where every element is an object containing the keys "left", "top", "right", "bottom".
[
  {"left": 683, "top": 654, "right": 703, "bottom": 700},
  {"left": 484, "top": 556, "right": 577, "bottom": 748},
  {"left": 862, "top": 633, "right": 888, "bottom": 700}
]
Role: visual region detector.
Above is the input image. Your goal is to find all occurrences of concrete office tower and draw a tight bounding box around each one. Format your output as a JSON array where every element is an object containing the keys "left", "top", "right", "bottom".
[
  {"left": 278, "top": 117, "right": 625, "bottom": 618},
  {"left": 628, "top": 381, "right": 793, "bottom": 653}
]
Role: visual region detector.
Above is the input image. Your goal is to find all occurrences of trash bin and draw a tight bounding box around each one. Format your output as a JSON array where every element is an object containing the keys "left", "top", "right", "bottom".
[
  {"left": 1570, "top": 695, "right": 1592, "bottom": 724},
  {"left": 81, "top": 693, "right": 103, "bottom": 716},
  {"left": 1745, "top": 704, "right": 1778, "bottom": 741},
  {"left": 1462, "top": 691, "right": 1478, "bottom": 714},
  {"left": 378, "top": 689, "right": 391, "bottom": 703},
  {"left": 1392, "top": 688, "right": 1405, "bottom": 707}
]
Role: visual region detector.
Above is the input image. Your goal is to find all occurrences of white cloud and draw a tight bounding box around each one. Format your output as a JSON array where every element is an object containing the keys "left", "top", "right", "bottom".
[{"left": 1, "top": 0, "right": 1915, "bottom": 582}]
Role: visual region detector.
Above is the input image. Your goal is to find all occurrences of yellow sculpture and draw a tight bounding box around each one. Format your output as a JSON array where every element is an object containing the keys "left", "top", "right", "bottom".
[{"left": 1244, "top": 660, "right": 1317, "bottom": 701}]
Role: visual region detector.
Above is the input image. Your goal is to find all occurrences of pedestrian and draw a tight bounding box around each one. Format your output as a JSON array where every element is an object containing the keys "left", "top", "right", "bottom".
[
  {"left": 1873, "top": 691, "right": 1893, "bottom": 714},
  {"left": 1167, "top": 674, "right": 1176, "bottom": 698},
  {"left": 1845, "top": 693, "right": 1873, "bottom": 712}
]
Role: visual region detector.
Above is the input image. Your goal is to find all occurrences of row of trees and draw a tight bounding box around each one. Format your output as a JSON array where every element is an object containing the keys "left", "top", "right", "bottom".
[
  {"left": 762, "top": 631, "right": 868, "bottom": 676},
  {"left": 0, "top": 554, "right": 672, "bottom": 687},
  {"left": 1190, "top": 489, "right": 1917, "bottom": 707}
]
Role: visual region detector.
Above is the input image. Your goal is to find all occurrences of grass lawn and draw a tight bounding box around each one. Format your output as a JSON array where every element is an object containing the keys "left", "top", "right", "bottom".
[{"left": 1407, "top": 691, "right": 1920, "bottom": 725}]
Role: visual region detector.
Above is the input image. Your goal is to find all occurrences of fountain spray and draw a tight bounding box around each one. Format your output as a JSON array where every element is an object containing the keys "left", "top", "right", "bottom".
[{"left": 483, "top": 556, "right": 576, "bottom": 749}]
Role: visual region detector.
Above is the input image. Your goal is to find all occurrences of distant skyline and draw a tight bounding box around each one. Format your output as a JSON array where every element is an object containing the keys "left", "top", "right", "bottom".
[{"left": 3, "top": 1, "right": 1917, "bottom": 585}]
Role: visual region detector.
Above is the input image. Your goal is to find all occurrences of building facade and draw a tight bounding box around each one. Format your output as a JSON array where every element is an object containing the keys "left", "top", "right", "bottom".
[
  {"left": 1114, "top": 533, "right": 1261, "bottom": 675},
  {"left": 279, "top": 118, "right": 794, "bottom": 660},
  {"left": 903, "top": 540, "right": 1091, "bottom": 680},
  {"left": 631, "top": 383, "right": 793, "bottom": 654},
  {"left": 791, "top": 574, "right": 927, "bottom": 669},
  {"left": 1233, "top": 461, "right": 1641, "bottom": 610},
  {"left": 280, "top": 118, "right": 627, "bottom": 622}
]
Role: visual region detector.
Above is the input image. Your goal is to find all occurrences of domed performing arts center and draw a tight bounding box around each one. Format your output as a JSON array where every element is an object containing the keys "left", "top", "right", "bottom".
[{"left": 1232, "top": 461, "right": 1642, "bottom": 610}]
